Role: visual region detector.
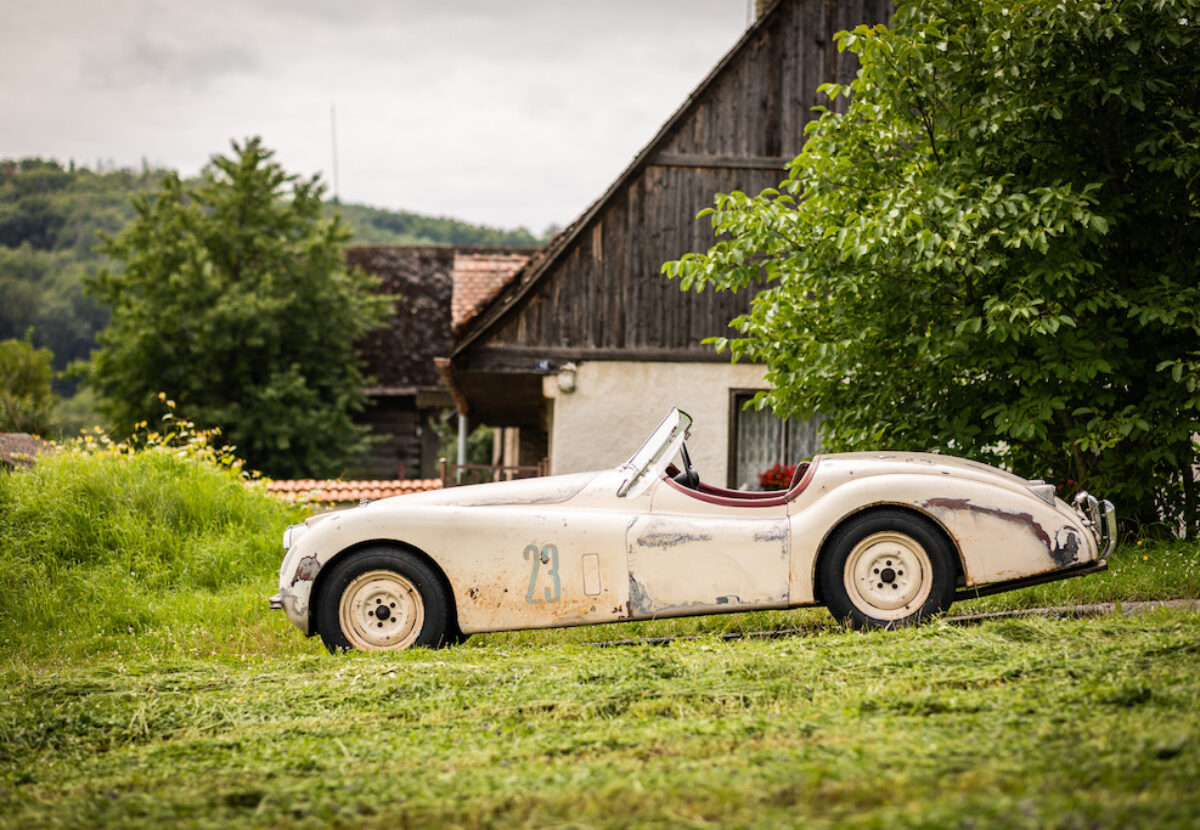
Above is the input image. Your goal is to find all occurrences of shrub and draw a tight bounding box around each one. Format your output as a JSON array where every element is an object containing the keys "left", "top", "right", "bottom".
[{"left": 0, "top": 331, "right": 56, "bottom": 434}]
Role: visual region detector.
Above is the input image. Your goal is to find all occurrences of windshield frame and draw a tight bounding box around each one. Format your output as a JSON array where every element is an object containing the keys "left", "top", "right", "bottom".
[{"left": 616, "top": 409, "right": 693, "bottom": 498}]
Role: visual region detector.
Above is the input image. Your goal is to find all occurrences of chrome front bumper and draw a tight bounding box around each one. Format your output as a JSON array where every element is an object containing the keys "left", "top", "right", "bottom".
[
  {"left": 1074, "top": 491, "right": 1117, "bottom": 557},
  {"left": 268, "top": 592, "right": 283, "bottom": 610}
]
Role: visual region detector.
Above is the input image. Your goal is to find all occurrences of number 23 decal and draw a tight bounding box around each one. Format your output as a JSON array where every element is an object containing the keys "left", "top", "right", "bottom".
[{"left": 524, "top": 543, "right": 561, "bottom": 604}]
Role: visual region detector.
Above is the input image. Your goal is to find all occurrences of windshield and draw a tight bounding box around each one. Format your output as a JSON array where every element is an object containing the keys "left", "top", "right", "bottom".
[{"left": 616, "top": 409, "right": 692, "bottom": 498}]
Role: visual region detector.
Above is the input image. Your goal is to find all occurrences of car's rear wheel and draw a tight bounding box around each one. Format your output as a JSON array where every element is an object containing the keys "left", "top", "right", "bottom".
[
  {"left": 316, "top": 547, "right": 449, "bottom": 652},
  {"left": 819, "top": 509, "right": 956, "bottom": 629}
]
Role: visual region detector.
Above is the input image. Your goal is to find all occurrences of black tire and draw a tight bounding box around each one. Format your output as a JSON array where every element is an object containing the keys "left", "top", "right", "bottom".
[
  {"left": 819, "top": 509, "right": 957, "bottom": 629},
  {"left": 441, "top": 611, "right": 471, "bottom": 647},
  {"left": 443, "top": 629, "right": 472, "bottom": 647},
  {"left": 316, "top": 546, "right": 450, "bottom": 653}
]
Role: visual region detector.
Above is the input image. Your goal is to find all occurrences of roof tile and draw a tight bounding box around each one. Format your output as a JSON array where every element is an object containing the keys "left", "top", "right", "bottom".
[
  {"left": 451, "top": 251, "right": 531, "bottom": 331},
  {"left": 265, "top": 478, "right": 443, "bottom": 504}
]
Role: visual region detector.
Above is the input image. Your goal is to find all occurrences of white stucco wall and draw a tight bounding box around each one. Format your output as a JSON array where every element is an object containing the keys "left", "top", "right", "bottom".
[{"left": 541, "top": 360, "right": 768, "bottom": 484}]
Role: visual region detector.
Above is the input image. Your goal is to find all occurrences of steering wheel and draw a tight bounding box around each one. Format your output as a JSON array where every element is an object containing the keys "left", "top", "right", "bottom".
[{"left": 674, "top": 442, "right": 700, "bottom": 489}]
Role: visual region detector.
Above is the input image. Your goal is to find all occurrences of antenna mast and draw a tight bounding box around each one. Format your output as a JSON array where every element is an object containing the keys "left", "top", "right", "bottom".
[{"left": 330, "top": 102, "right": 341, "bottom": 205}]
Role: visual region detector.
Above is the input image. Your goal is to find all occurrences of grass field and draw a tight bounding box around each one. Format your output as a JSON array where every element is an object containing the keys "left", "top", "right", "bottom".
[{"left": 1, "top": 443, "right": 1198, "bottom": 827}]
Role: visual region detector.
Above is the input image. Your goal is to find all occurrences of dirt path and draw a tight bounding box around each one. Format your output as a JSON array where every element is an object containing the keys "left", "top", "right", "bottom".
[
  {"left": 592, "top": 599, "right": 1200, "bottom": 647},
  {"left": 945, "top": 597, "right": 1200, "bottom": 624}
]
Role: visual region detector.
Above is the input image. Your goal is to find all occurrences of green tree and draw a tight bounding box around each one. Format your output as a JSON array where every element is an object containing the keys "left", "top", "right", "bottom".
[
  {"left": 0, "top": 332, "right": 57, "bottom": 434},
  {"left": 666, "top": 0, "right": 1200, "bottom": 535},
  {"left": 85, "top": 138, "right": 390, "bottom": 478}
]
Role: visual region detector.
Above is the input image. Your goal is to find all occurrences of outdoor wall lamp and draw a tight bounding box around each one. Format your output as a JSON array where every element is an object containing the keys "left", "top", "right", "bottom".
[{"left": 557, "top": 362, "right": 578, "bottom": 393}]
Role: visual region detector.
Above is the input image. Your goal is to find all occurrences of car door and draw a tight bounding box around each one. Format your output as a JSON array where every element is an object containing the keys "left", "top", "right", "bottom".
[{"left": 624, "top": 480, "right": 791, "bottom": 619}]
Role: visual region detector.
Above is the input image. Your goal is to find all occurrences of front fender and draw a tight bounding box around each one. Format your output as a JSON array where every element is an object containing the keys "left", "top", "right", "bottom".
[{"left": 278, "top": 500, "right": 637, "bottom": 636}]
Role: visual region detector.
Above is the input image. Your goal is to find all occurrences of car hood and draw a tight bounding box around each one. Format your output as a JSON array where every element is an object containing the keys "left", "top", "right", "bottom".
[{"left": 361, "top": 470, "right": 601, "bottom": 509}]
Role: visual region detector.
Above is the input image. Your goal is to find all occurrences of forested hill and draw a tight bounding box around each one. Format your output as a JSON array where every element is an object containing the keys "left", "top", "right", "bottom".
[
  {"left": 336, "top": 202, "right": 540, "bottom": 247},
  {"left": 0, "top": 157, "right": 541, "bottom": 375}
]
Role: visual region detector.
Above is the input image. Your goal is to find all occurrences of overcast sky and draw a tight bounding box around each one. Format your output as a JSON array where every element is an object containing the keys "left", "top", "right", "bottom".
[{"left": 1, "top": 0, "right": 753, "bottom": 233}]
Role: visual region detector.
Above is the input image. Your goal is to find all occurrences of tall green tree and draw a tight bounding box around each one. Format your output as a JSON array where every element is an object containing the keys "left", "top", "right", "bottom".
[
  {"left": 0, "top": 331, "right": 56, "bottom": 434},
  {"left": 86, "top": 138, "right": 390, "bottom": 478},
  {"left": 667, "top": 0, "right": 1200, "bottom": 535}
]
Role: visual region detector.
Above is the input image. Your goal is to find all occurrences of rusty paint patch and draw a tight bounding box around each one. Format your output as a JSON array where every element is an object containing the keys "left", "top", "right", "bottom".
[
  {"left": 753, "top": 524, "right": 788, "bottom": 543},
  {"left": 290, "top": 554, "right": 320, "bottom": 586},
  {"left": 628, "top": 574, "right": 653, "bottom": 616},
  {"left": 279, "top": 584, "right": 309, "bottom": 619},
  {"left": 649, "top": 596, "right": 751, "bottom": 615},
  {"left": 1053, "top": 526, "right": 1081, "bottom": 567},
  {"left": 920, "top": 497, "right": 1052, "bottom": 551},
  {"left": 636, "top": 531, "right": 713, "bottom": 549}
]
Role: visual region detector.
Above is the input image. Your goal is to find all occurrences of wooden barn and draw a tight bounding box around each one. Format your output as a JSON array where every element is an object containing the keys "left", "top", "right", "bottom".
[
  {"left": 347, "top": 245, "right": 530, "bottom": 480},
  {"left": 444, "top": 0, "right": 892, "bottom": 489}
]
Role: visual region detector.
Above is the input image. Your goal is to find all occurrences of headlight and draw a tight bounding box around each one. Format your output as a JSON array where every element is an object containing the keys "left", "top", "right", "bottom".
[
  {"left": 279, "top": 523, "right": 308, "bottom": 585},
  {"left": 1027, "top": 481, "right": 1056, "bottom": 505},
  {"left": 282, "top": 523, "right": 308, "bottom": 551}
]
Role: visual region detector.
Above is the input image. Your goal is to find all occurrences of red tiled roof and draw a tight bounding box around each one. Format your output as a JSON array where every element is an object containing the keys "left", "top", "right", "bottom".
[
  {"left": 265, "top": 478, "right": 443, "bottom": 504},
  {"left": 451, "top": 251, "right": 531, "bottom": 331}
]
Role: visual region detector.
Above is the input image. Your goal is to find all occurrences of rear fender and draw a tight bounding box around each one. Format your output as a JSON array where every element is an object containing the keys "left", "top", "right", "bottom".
[{"left": 787, "top": 474, "right": 1095, "bottom": 605}]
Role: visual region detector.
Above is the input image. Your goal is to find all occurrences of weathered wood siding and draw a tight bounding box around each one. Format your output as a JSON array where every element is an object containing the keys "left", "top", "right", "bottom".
[
  {"left": 461, "top": 0, "right": 891, "bottom": 367},
  {"left": 347, "top": 246, "right": 454, "bottom": 479},
  {"left": 347, "top": 401, "right": 427, "bottom": 480},
  {"left": 662, "top": 0, "right": 883, "bottom": 160}
]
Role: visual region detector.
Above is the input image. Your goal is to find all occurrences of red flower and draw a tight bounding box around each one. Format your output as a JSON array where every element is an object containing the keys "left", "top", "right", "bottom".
[{"left": 759, "top": 463, "right": 798, "bottom": 491}]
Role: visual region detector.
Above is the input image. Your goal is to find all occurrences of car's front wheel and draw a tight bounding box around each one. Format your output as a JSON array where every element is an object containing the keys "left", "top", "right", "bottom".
[
  {"left": 316, "top": 547, "right": 449, "bottom": 652},
  {"left": 819, "top": 509, "right": 956, "bottom": 629}
]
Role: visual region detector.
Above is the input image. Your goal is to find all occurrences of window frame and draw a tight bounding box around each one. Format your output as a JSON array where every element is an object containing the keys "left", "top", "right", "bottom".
[{"left": 726, "top": 388, "right": 823, "bottom": 490}]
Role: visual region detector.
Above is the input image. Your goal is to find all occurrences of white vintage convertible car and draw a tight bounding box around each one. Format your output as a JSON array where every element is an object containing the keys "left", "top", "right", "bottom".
[{"left": 269, "top": 409, "right": 1115, "bottom": 652}]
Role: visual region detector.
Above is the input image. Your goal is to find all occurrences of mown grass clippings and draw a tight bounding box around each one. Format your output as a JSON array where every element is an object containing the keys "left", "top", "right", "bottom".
[{"left": 2, "top": 612, "right": 1198, "bottom": 828}]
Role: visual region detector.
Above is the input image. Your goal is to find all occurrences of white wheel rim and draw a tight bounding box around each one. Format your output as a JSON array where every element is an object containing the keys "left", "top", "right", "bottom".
[
  {"left": 338, "top": 569, "right": 425, "bottom": 650},
  {"left": 844, "top": 531, "right": 933, "bottom": 621}
]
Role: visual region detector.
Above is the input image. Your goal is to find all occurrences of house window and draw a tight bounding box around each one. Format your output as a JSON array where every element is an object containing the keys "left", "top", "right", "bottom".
[{"left": 728, "top": 390, "right": 824, "bottom": 490}]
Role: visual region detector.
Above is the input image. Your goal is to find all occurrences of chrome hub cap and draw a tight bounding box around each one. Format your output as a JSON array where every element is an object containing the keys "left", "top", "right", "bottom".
[
  {"left": 338, "top": 570, "right": 424, "bottom": 650},
  {"left": 844, "top": 531, "right": 932, "bottom": 620}
]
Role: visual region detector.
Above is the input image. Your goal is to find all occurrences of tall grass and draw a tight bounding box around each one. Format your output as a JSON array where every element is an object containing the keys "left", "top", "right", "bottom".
[{"left": 0, "top": 417, "right": 309, "bottom": 664}]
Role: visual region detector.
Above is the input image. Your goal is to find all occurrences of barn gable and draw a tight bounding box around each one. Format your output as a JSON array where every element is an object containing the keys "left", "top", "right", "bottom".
[{"left": 452, "top": 0, "right": 892, "bottom": 382}]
